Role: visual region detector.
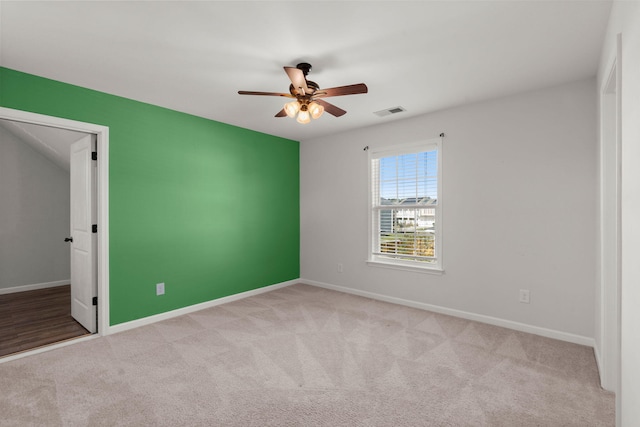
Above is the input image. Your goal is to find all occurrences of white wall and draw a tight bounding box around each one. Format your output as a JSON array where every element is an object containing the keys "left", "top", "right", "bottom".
[
  {"left": 301, "top": 78, "right": 597, "bottom": 342},
  {"left": 0, "top": 125, "right": 70, "bottom": 290},
  {"left": 598, "top": 2, "right": 640, "bottom": 426}
]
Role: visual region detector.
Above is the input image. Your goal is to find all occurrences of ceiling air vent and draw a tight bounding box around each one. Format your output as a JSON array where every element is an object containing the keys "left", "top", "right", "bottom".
[{"left": 374, "top": 106, "right": 406, "bottom": 117}]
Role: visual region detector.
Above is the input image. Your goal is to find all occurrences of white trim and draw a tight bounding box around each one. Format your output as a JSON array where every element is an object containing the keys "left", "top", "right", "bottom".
[
  {"left": 301, "top": 278, "right": 595, "bottom": 347},
  {"left": 108, "top": 279, "right": 298, "bottom": 335},
  {"left": 594, "top": 344, "right": 604, "bottom": 385},
  {"left": 96, "top": 125, "right": 110, "bottom": 335},
  {"left": 366, "top": 259, "right": 444, "bottom": 275},
  {"left": 0, "top": 280, "right": 69, "bottom": 295},
  {"left": 595, "top": 38, "right": 622, "bottom": 393},
  {"left": 614, "top": 33, "right": 622, "bottom": 424},
  {"left": 0, "top": 107, "right": 110, "bottom": 337},
  {"left": 0, "top": 335, "right": 99, "bottom": 365},
  {"left": 437, "top": 136, "right": 444, "bottom": 269}
]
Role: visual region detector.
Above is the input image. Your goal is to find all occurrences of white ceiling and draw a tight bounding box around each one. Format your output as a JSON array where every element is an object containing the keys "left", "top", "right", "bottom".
[{"left": 0, "top": 1, "right": 612, "bottom": 142}]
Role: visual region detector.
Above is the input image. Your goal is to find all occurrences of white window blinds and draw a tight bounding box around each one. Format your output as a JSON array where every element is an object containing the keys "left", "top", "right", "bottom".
[{"left": 370, "top": 138, "right": 441, "bottom": 268}]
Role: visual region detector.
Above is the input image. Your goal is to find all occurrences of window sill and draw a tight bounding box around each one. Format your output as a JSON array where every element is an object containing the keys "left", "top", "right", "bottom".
[{"left": 366, "top": 259, "right": 444, "bottom": 275}]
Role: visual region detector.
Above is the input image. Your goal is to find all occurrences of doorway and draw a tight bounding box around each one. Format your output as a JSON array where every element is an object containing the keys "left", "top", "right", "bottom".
[{"left": 0, "top": 107, "right": 109, "bottom": 360}]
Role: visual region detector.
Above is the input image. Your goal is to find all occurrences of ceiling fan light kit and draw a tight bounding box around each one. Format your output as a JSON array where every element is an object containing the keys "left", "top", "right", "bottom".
[
  {"left": 308, "top": 101, "right": 324, "bottom": 119},
  {"left": 238, "top": 62, "right": 368, "bottom": 125},
  {"left": 284, "top": 100, "right": 300, "bottom": 118},
  {"left": 296, "top": 108, "right": 311, "bottom": 124},
  {"left": 286, "top": 99, "right": 324, "bottom": 122}
]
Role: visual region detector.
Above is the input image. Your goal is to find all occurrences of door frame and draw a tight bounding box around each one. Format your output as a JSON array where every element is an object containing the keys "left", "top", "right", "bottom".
[{"left": 0, "top": 106, "right": 110, "bottom": 339}]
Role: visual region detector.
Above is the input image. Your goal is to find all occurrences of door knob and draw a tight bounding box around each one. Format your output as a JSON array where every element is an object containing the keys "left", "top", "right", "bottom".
[{"left": 64, "top": 237, "right": 73, "bottom": 242}]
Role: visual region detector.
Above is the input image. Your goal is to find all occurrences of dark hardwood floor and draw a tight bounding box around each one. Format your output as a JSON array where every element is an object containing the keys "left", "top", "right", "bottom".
[{"left": 0, "top": 285, "right": 91, "bottom": 357}]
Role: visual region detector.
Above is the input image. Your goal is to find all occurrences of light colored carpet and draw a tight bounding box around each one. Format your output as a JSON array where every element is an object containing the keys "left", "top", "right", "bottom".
[{"left": 0, "top": 284, "right": 614, "bottom": 426}]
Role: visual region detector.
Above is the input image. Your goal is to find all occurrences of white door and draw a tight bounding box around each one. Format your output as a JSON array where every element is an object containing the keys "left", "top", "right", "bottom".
[{"left": 69, "top": 134, "right": 97, "bottom": 333}]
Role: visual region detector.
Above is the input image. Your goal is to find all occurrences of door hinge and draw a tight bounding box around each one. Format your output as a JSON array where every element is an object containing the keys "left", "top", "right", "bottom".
[
  {"left": 91, "top": 151, "right": 97, "bottom": 161},
  {"left": 92, "top": 224, "right": 97, "bottom": 233},
  {"left": 92, "top": 297, "right": 98, "bottom": 306}
]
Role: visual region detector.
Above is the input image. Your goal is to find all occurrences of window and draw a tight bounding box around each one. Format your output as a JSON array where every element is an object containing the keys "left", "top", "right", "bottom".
[{"left": 368, "top": 137, "right": 442, "bottom": 272}]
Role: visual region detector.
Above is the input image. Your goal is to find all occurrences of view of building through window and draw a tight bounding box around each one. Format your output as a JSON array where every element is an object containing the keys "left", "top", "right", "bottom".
[{"left": 379, "top": 206, "right": 436, "bottom": 260}]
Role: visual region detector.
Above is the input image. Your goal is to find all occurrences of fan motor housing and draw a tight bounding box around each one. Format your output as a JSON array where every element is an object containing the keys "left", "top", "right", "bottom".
[
  {"left": 289, "top": 80, "right": 319, "bottom": 96},
  {"left": 296, "top": 62, "right": 312, "bottom": 75}
]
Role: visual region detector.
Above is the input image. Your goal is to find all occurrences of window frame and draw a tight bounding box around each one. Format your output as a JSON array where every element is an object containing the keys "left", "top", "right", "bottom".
[{"left": 367, "top": 137, "right": 443, "bottom": 274}]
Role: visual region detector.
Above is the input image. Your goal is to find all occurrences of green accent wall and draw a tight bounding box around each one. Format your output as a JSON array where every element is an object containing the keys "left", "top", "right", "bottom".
[{"left": 0, "top": 67, "right": 300, "bottom": 325}]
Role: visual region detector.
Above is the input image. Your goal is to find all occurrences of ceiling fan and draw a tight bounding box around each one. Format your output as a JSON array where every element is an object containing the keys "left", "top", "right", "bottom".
[{"left": 238, "top": 62, "right": 368, "bottom": 124}]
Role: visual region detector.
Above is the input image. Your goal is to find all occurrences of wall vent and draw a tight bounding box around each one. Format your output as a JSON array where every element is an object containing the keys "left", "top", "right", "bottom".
[{"left": 374, "top": 106, "right": 406, "bottom": 117}]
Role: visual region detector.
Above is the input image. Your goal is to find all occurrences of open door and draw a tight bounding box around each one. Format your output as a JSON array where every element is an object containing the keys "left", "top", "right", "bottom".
[{"left": 69, "top": 134, "right": 97, "bottom": 333}]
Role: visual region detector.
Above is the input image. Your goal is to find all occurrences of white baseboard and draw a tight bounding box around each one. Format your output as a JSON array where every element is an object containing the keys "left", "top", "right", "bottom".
[
  {"left": 301, "top": 278, "right": 595, "bottom": 348},
  {"left": 594, "top": 343, "right": 605, "bottom": 386},
  {"left": 106, "top": 279, "right": 299, "bottom": 335},
  {"left": 0, "top": 280, "right": 69, "bottom": 295}
]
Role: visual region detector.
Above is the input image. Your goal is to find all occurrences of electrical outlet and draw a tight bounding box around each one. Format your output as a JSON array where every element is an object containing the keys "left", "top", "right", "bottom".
[
  {"left": 519, "top": 289, "right": 530, "bottom": 304},
  {"left": 156, "top": 282, "right": 165, "bottom": 296},
  {"left": 337, "top": 263, "right": 344, "bottom": 273}
]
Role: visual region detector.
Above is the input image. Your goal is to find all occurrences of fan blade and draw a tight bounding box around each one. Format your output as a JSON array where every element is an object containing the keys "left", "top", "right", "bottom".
[
  {"left": 314, "top": 99, "right": 346, "bottom": 117},
  {"left": 275, "top": 109, "right": 287, "bottom": 117},
  {"left": 284, "top": 67, "right": 310, "bottom": 95},
  {"left": 238, "top": 90, "right": 294, "bottom": 98},
  {"left": 314, "top": 83, "right": 368, "bottom": 98}
]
